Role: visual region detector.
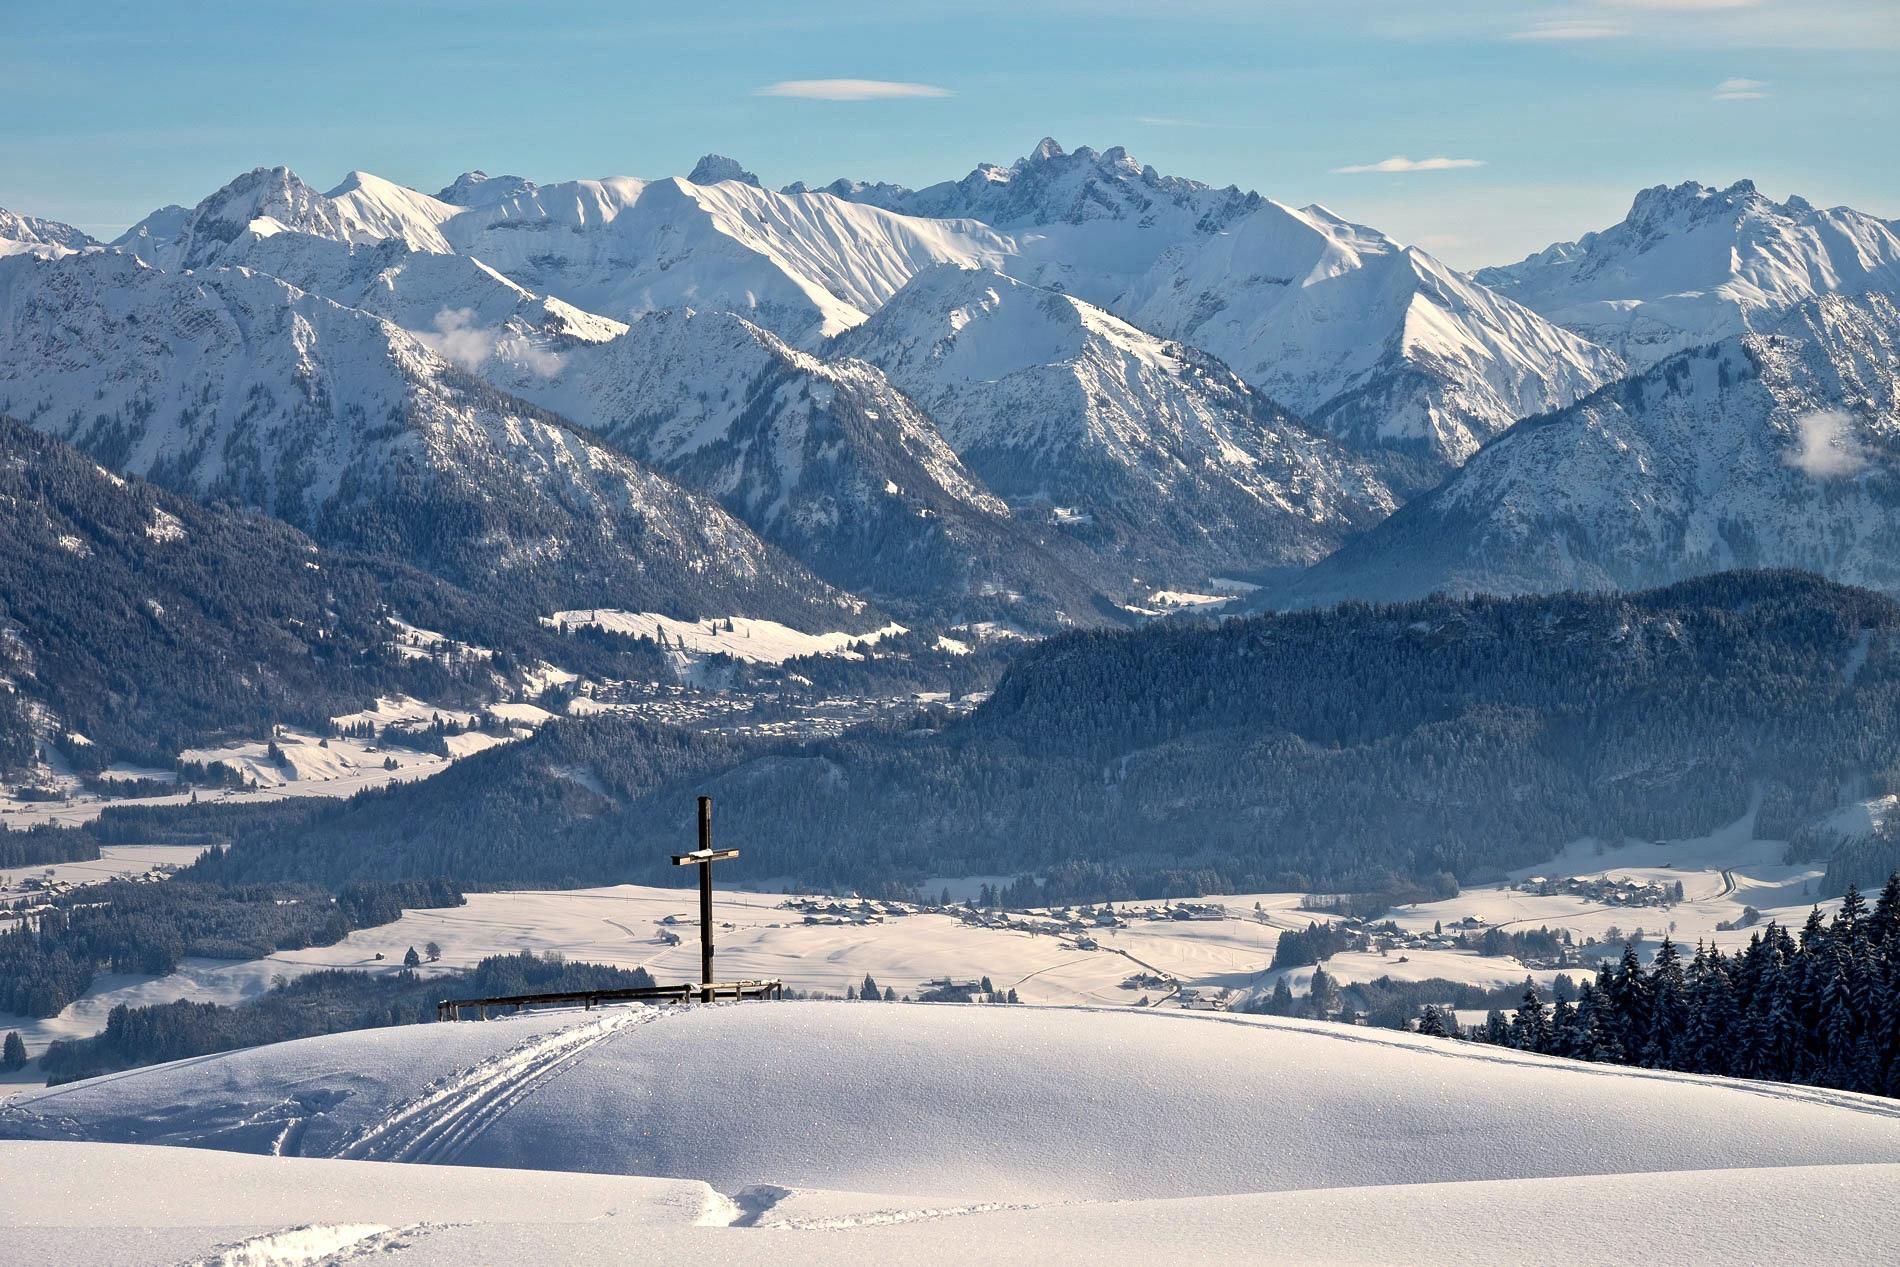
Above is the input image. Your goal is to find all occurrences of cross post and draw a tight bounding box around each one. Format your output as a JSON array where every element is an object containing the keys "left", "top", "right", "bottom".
[{"left": 671, "top": 795, "right": 739, "bottom": 1002}]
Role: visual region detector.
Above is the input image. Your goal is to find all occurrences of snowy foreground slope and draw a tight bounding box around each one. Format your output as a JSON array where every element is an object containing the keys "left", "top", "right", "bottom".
[{"left": 5, "top": 1003, "right": 1900, "bottom": 1263}]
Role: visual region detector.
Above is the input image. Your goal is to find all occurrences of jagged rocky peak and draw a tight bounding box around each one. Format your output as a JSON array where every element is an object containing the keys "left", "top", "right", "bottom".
[
  {"left": 1479, "top": 176, "right": 1900, "bottom": 368},
  {"left": 687, "top": 154, "right": 761, "bottom": 187},
  {"left": 1625, "top": 178, "right": 1766, "bottom": 234},
  {"left": 128, "top": 166, "right": 344, "bottom": 269},
  {"left": 779, "top": 177, "right": 917, "bottom": 210},
  {"left": 1019, "top": 138, "right": 1138, "bottom": 176},
  {"left": 201, "top": 165, "right": 326, "bottom": 218},
  {"left": 435, "top": 170, "right": 538, "bottom": 206}
]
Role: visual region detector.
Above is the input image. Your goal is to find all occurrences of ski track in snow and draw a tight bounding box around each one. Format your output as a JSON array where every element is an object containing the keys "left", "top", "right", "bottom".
[
  {"left": 759, "top": 1200, "right": 1051, "bottom": 1231},
  {"left": 181, "top": 1222, "right": 444, "bottom": 1267},
  {"left": 325, "top": 1007, "right": 656, "bottom": 1164}
]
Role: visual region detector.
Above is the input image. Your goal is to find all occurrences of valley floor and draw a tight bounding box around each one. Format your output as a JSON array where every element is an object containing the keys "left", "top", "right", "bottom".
[{"left": 0, "top": 809, "right": 1851, "bottom": 1076}]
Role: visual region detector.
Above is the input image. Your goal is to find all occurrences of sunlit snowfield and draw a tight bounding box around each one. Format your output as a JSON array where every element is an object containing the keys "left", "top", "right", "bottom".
[{"left": 6, "top": 1001, "right": 1900, "bottom": 1264}]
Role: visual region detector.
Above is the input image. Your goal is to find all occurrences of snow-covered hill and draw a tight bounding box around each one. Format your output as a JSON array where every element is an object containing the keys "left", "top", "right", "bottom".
[
  {"left": 486, "top": 305, "right": 1106, "bottom": 623},
  {"left": 0, "top": 250, "right": 861, "bottom": 624},
  {"left": 810, "top": 139, "right": 1623, "bottom": 477},
  {"left": 5, "top": 1002, "right": 1899, "bottom": 1263},
  {"left": 1279, "top": 291, "right": 1900, "bottom": 605},
  {"left": 836, "top": 266, "right": 1396, "bottom": 580},
  {"left": 1479, "top": 180, "right": 1900, "bottom": 369}
]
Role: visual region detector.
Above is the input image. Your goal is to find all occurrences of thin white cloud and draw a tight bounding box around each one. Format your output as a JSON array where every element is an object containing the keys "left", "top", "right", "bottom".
[
  {"left": 1784, "top": 409, "right": 1868, "bottom": 479},
  {"left": 1713, "top": 77, "right": 1769, "bottom": 100},
  {"left": 1602, "top": 0, "right": 1761, "bottom": 9},
  {"left": 1332, "top": 156, "right": 1487, "bottom": 175},
  {"left": 1508, "top": 19, "right": 1630, "bottom": 40},
  {"left": 755, "top": 79, "right": 952, "bottom": 102}
]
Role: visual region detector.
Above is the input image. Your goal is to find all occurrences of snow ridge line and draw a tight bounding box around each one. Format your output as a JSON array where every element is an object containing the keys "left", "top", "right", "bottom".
[
  {"left": 1092, "top": 1007, "right": 1900, "bottom": 1122},
  {"left": 325, "top": 1007, "right": 657, "bottom": 1164}
]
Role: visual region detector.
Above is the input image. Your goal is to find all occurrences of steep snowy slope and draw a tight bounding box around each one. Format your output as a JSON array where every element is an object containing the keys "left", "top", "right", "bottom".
[
  {"left": 0, "top": 251, "right": 862, "bottom": 624},
  {"left": 836, "top": 266, "right": 1396, "bottom": 581},
  {"left": 126, "top": 162, "right": 1017, "bottom": 345},
  {"left": 210, "top": 225, "right": 627, "bottom": 349},
  {"left": 0, "top": 208, "right": 94, "bottom": 259},
  {"left": 1280, "top": 291, "right": 1900, "bottom": 605},
  {"left": 809, "top": 139, "right": 1622, "bottom": 477},
  {"left": 121, "top": 167, "right": 458, "bottom": 271},
  {"left": 0, "top": 417, "right": 582, "bottom": 771},
  {"left": 435, "top": 169, "right": 1014, "bottom": 342},
  {"left": 107, "top": 203, "right": 188, "bottom": 259},
  {"left": 485, "top": 306, "right": 1107, "bottom": 623},
  {"left": 1479, "top": 180, "right": 1900, "bottom": 368}
]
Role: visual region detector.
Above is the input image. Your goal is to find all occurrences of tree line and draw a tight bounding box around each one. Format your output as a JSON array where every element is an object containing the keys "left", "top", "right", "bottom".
[
  {"left": 1430, "top": 874, "right": 1900, "bottom": 1098},
  {"left": 0, "top": 877, "right": 462, "bottom": 1018}
]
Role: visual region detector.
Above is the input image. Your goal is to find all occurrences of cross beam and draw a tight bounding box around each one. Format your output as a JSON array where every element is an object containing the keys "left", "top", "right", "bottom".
[{"left": 671, "top": 795, "right": 739, "bottom": 1001}]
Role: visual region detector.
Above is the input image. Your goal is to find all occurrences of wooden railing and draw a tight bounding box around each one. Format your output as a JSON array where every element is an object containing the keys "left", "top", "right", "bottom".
[{"left": 435, "top": 978, "right": 784, "bottom": 1022}]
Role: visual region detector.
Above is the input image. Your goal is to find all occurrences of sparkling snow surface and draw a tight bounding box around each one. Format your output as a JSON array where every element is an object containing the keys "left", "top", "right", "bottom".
[{"left": 5, "top": 1003, "right": 1900, "bottom": 1264}]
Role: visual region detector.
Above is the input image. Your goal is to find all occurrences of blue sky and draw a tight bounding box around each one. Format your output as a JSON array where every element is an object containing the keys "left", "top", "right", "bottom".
[{"left": 2, "top": 0, "right": 1894, "bottom": 267}]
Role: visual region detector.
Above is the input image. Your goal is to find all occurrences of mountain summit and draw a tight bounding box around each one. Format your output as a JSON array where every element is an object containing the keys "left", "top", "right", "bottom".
[
  {"left": 808, "top": 139, "right": 1621, "bottom": 478},
  {"left": 1479, "top": 179, "right": 1900, "bottom": 367}
]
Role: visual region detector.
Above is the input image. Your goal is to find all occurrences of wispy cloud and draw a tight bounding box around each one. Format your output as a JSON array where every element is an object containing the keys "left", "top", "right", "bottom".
[
  {"left": 1134, "top": 115, "right": 1214, "bottom": 128},
  {"left": 417, "top": 308, "right": 564, "bottom": 377},
  {"left": 1784, "top": 409, "right": 1868, "bottom": 479},
  {"left": 1508, "top": 19, "right": 1630, "bottom": 40},
  {"left": 1332, "top": 156, "right": 1487, "bottom": 175},
  {"left": 1713, "top": 76, "right": 1769, "bottom": 100},
  {"left": 1602, "top": 0, "right": 1761, "bottom": 9},
  {"left": 755, "top": 79, "right": 952, "bottom": 101}
]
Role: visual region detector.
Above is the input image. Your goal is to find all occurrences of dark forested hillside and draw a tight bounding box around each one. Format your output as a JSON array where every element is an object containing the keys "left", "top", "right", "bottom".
[
  {"left": 183, "top": 571, "right": 1900, "bottom": 899},
  {"left": 0, "top": 417, "right": 664, "bottom": 774}
]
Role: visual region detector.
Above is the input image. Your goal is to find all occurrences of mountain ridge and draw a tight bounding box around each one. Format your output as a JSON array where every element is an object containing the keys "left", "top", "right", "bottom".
[{"left": 1478, "top": 178, "right": 1900, "bottom": 368}]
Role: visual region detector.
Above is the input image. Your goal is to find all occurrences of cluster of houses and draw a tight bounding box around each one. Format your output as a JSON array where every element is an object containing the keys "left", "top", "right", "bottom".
[
  {"left": 1516, "top": 874, "right": 1683, "bottom": 907},
  {"left": 1, "top": 864, "right": 178, "bottom": 928},
  {"left": 778, "top": 896, "right": 922, "bottom": 927}
]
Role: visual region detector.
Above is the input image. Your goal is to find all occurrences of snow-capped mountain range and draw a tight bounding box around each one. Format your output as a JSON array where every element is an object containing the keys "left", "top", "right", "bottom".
[
  {"left": 1280, "top": 291, "right": 1900, "bottom": 606},
  {"left": 835, "top": 265, "right": 1395, "bottom": 580},
  {"left": 0, "top": 209, "right": 93, "bottom": 259},
  {"left": 0, "top": 249, "right": 855, "bottom": 625},
  {"left": 483, "top": 304, "right": 1108, "bottom": 621},
  {"left": 1, "top": 138, "right": 1897, "bottom": 629},
  {"left": 805, "top": 139, "right": 1623, "bottom": 480},
  {"left": 1479, "top": 179, "right": 1900, "bottom": 369}
]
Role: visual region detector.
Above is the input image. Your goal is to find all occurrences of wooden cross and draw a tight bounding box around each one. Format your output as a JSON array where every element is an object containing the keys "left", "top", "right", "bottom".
[{"left": 671, "top": 795, "right": 739, "bottom": 1002}]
